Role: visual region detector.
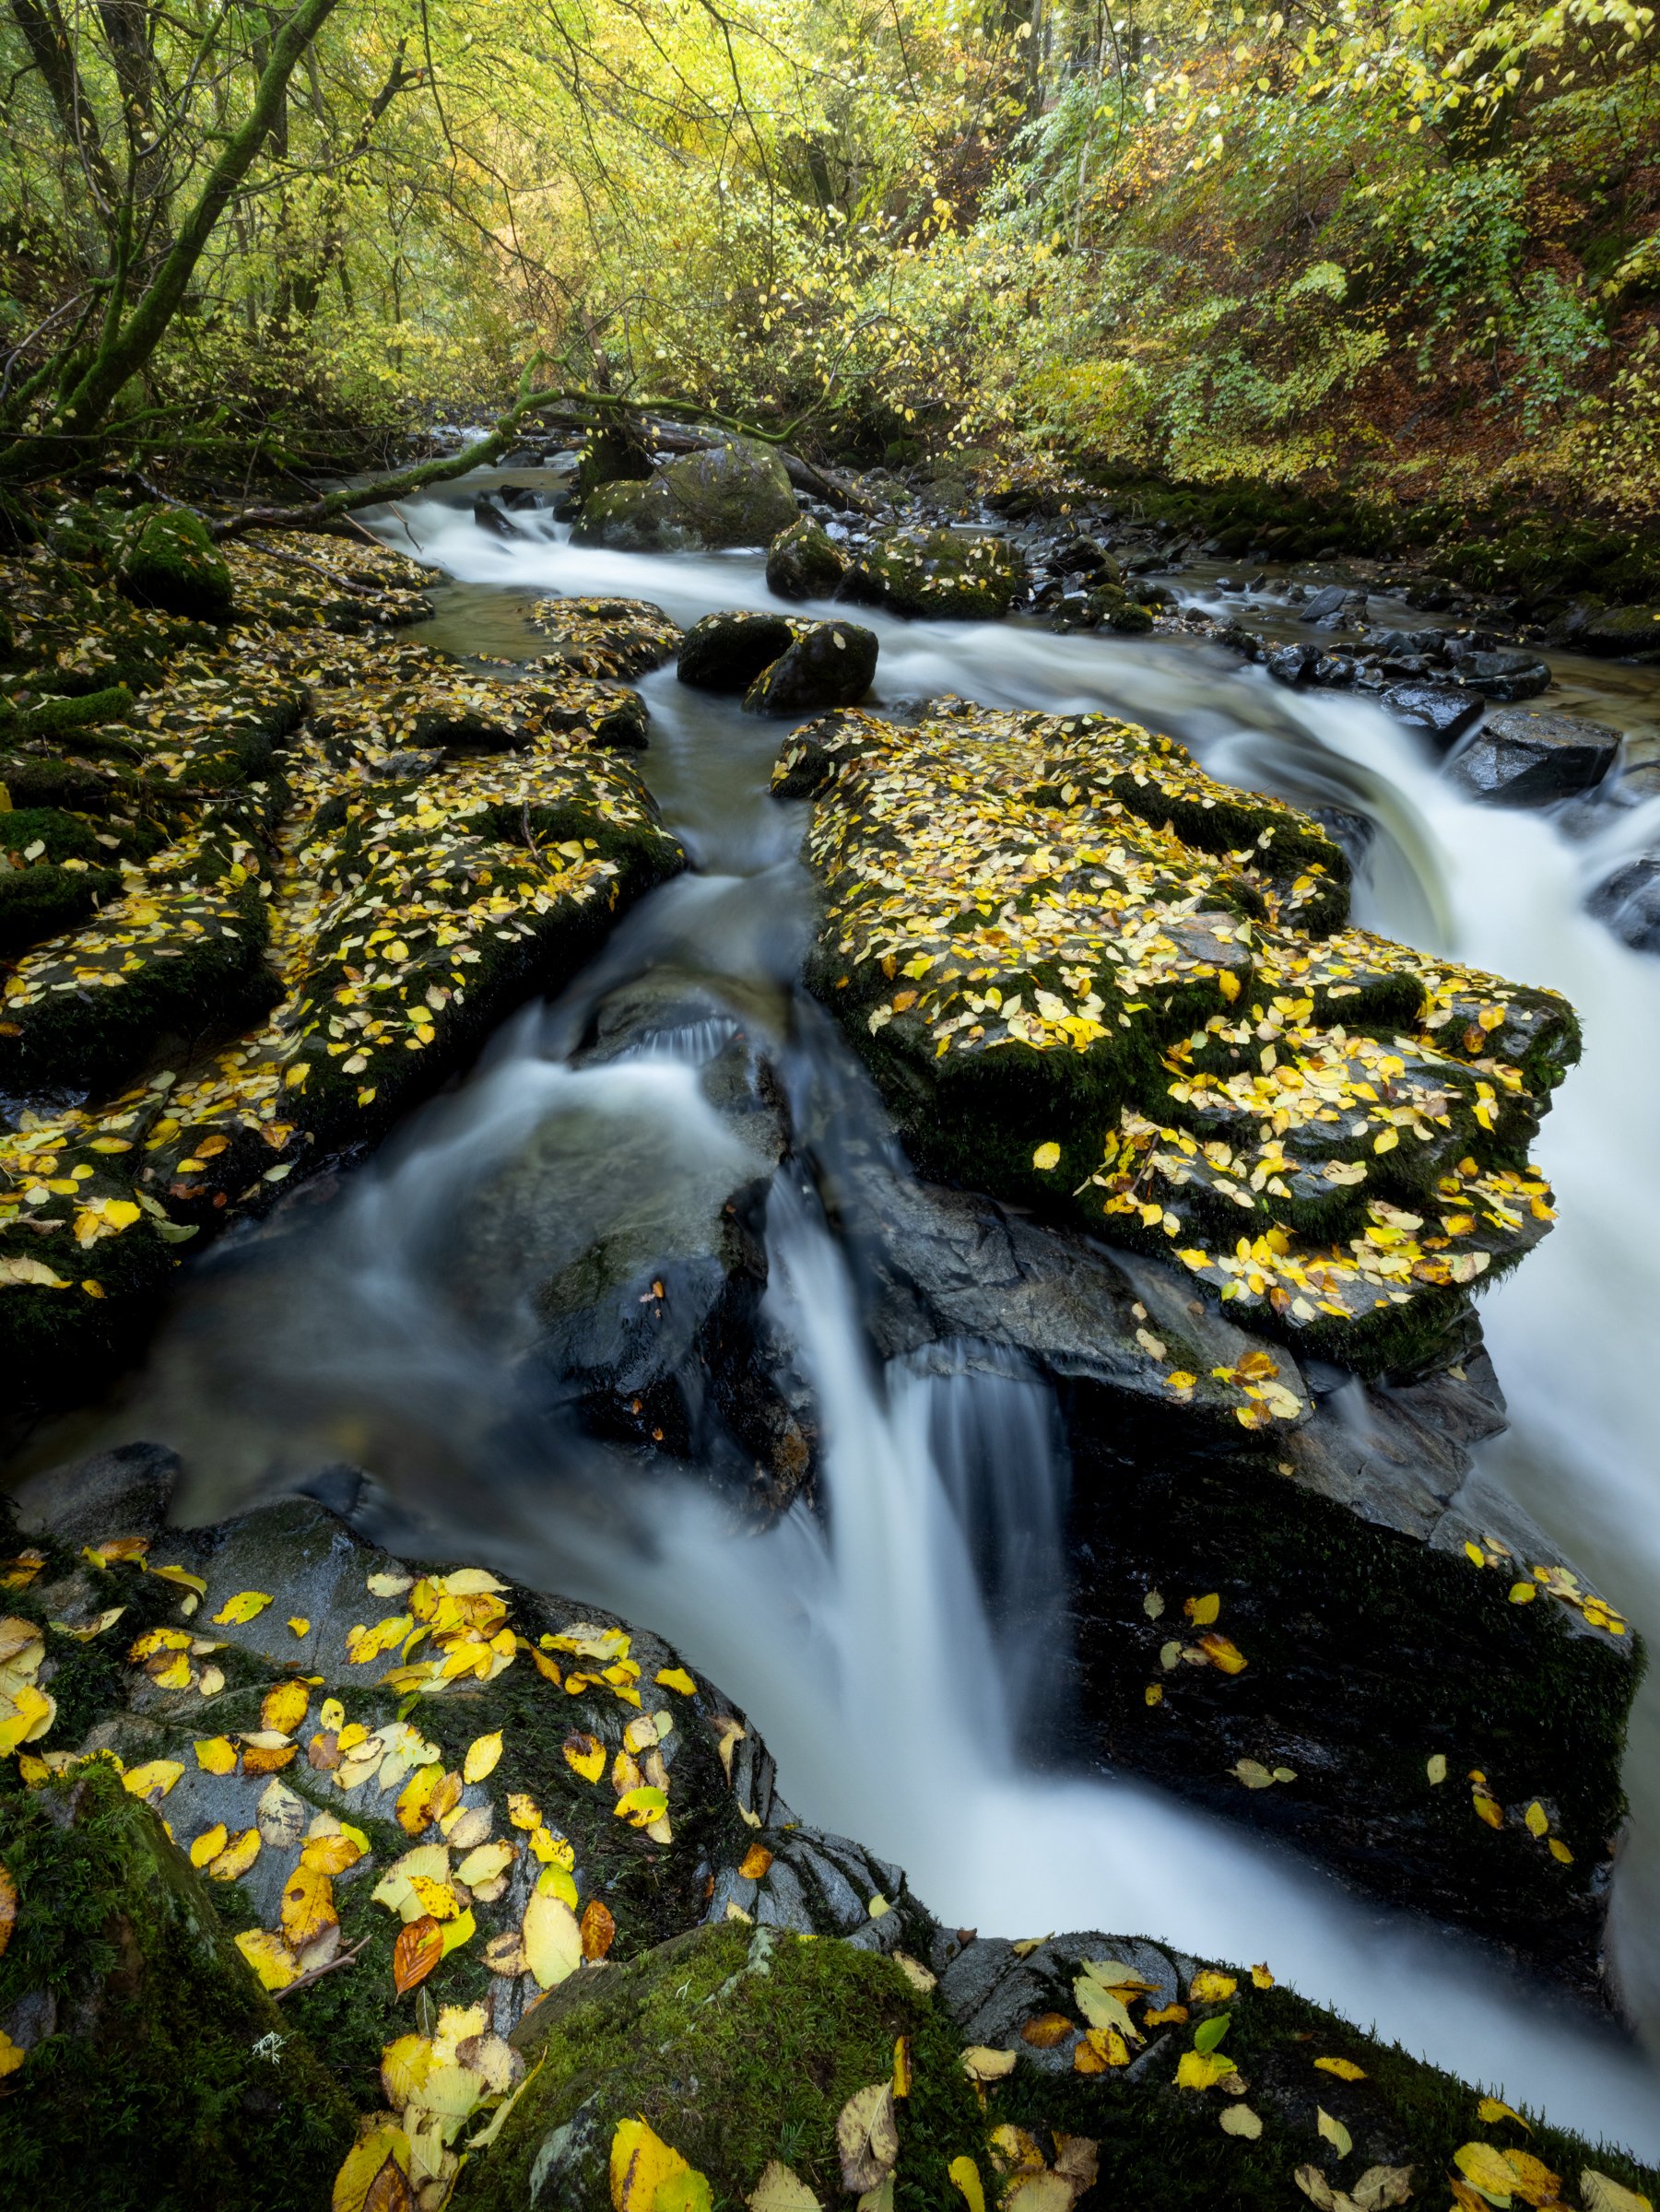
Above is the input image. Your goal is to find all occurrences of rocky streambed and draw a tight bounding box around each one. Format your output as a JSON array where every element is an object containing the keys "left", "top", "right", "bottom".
[{"left": 4, "top": 460, "right": 1660, "bottom": 2206}]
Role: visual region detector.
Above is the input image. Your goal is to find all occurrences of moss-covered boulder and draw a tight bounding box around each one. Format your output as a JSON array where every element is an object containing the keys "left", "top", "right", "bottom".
[
  {"left": 744, "top": 619, "right": 878, "bottom": 715},
  {"left": 1573, "top": 603, "right": 1660, "bottom": 657},
  {"left": 529, "top": 595, "right": 683, "bottom": 679},
  {"left": 677, "top": 609, "right": 795, "bottom": 691},
  {"left": 842, "top": 527, "right": 1027, "bottom": 619},
  {"left": 118, "top": 508, "right": 235, "bottom": 625},
  {"left": 0, "top": 547, "right": 686, "bottom": 1412},
  {"left": 573, "top": 441, "right": 799, "bottom": 554},
  {"left": 768, "top": 516, "right": 850, "bottom": 600},
  {"left": 775, "top": 701, "right": 1577, "bottom": 1379},
  {"left": 0, "top": 1763, "right": 355, "bottom": 2211}
]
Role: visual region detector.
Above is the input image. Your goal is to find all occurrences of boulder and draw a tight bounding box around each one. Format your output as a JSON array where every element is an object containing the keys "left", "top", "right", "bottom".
[
  {"left": 0, "top": 1764, "right": 356, "bottom": 2209},
  {"left": 1455, "top": 649, "right": 1552, "bottom": 701},
  {"left": 1088, "top": 585, "right": 1155, "bottom": 634},
  {"left": 1588, "top": 854, "right": 1660, "bottom": 952},
  {"left": 1445, "top": 709, "right": 1622, "bottom": 807},
  {"left": 1572, "top": 602, "right": 1660, "bottom": 658},
  {"left": 117, "top": 508, "right": 234, "bottom": 624},
  {"left": 574, "top": 421, "right": 656, "bottom": 502},
  {"left": 572, "top": 441, "right": 798, "bottom": 553},
  {"left": 766, "top": 516, "right": 849, "bottom": 600},
  {"left": 1382, "top": 680, "right": 1485, "bottom": 747},
  {"left": 841, "top": 527, "right": 1027, "bottom": 619},
  {"left": 1267, "top": 642, "right": 1321, "bottom": 686},
  {"left": 744, "top": 620, "right": 878, "bottom": 715},
  {"left": 529, "top": 594, "right": 682, "bottom": 679},
  {"left": 677, "top": 610, "right": 795, "bottom": 692},
  {"left": 772, "top": 701, "right": 1578, "bottom": 1380}
]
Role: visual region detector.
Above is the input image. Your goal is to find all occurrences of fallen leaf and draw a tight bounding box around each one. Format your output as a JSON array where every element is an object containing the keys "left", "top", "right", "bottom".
[
  {"left": 1315, "top": 2056, "right": 1368, "bottom": 2082},
  {"left": 738, "top": 1843, "right": 773, "bottom": 1881},
  {"left": 367, "top": 1572, "right": 415, "bottom": 1598},
  {"left": 611, "top": 2118, "right": 695, "bottom": 2212},
  {"left": 1184, "top": 1593, "right": 1220, "bottom": 1625},
  {"left": 960, "top": 2046, "right": 1018, "bottom": 2085},
  {"left": 456, "top": 1841, "right": 514, "bottom": 1887},
  {"left": 262, "top": 1680, "right": 310, "bottom": 1735},
  {"left": 836, "top": 2083, "right": 899, "bottom": 2192},
  {"left": 1219, "top": 2106, "right": 1263, "bottom": 2139},
  {"left": 483, "top": 1931, "right": 528, "bottom": 1976},
  {"left": 948, "top": 2159, "right": 985, "bottom": 2212},
  {"left": 190, "top": 1823, "right": 229, "bottom": 1869},
  {"left": 1581, "top": 2173, "right": 1655, "bottom": 2212},
  {"left": 194, "top": 1735, "right": 237, "bottom": 1775},
  {"left": 463, "top": 1730, "right": 503, "bottom": 1783},
  {"left": 332, "top": 2125, "right": 413, "bottom": 2212},
  {"left": 1318, "top": 2109, "right": 1353, "bottom": 2159},
  {"left": 893, "top": 1952, "right": 936, "bottom": 1993},
  {"left": 1350, "top": 2169, "right": 1415, "bottom": 2211},
  {"left": 656, "top": 1666, "right": 697, "bottom": 1695},
  {"left": 1033, "top": 1142, "right": 1062, "bottom": 1171},
  {"left": 1427, "top": 1754, "right": 1448, "bottom": 1784},
  {"left": 258, "top": 1778, "right": 308, "bottom": 1847},
  {"left": 522, "top": 1890, "right": 583, "bottom": 1988},
  {"left": 208, "top": 1828, "right": 261, "bottom": 1880},
  {"left": 563, "top": 1730, "right": 606, "bottom": 1783},
  {"left": 1021, "top": 2013, "right": 1074, "bottom": 2049},
  {"left": 614, "top": 1784, "right": 668, "bottom": 1829},
  {"left": 288, "top": 1618, "right": 311, "bottom": 1638},
  {"left": 0, "top": 2029, "right": 23, "bottom": 2078},
  {"left": 235, "top": 1927, "right": 298, "bottom": 1993},
  {"left": 122, "top": 1759, "right": 184, "bottom": 1803},
  {"left": 393, "top": 1915, "right": 443, "bottom": 1995},
  {"left": 1478, "top": 2098, "right": 1530, "bottom": 2131},
  {"left": 212, "top": 1591, "right": 274, "bottom": 1626},
  {"left": 1500, "top": 2150, "right": 1561, "bottom": 2206},
  {"left": 581, "top": 1898, "right": 617, "bottom": 1960},
  {"left": 748, "top": 2161, "right": 822, "bottom": 2212}
]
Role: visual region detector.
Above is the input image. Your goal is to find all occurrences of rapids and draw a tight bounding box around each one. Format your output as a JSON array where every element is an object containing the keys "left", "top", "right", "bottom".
[{"left": 93, "top": 484, "right": 1660, "bottom": 2151}]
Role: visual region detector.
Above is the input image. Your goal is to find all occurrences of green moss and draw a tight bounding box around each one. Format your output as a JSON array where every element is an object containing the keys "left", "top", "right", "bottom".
[
  {"left": 119, "top": 510, "right": 235, "bottom": 626},
  {"left": 0, "top": 861, "right": 119, "bottom": 957},
  {"left": 0, "top": 1764, "right": 354, "bottom": 2212},
  {"left": 842, "top": 528, "right": 1027, "bottom": 619}
]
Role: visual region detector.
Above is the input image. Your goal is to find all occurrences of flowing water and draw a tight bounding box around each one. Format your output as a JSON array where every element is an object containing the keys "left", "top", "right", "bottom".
[{"left": 86, "top": 486, "right": 1660, "bottom": 2152}]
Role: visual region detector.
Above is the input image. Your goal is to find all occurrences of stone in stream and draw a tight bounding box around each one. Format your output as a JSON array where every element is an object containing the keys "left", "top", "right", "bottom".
[
  {"left": 676, "top": 609, "right": 795, "bottom": 692},
  {"left": 773, "top": 700, "right": 1577, "bottom": 1381},
  {"left": 571, "top": 438, "right": 799, "bottom": 553},
  {"left": 3, "top": 1451, "right": 1654, "bottom": 2209},
  {"left": 742, "top": 619, "right": 878, "bottom": 714},
  {"left": 1454, "top": 648, "right": 1553, "bottom": 702},
  {"left": 1381, "top": 678, "right": 1486, "bottom": 746},
  {"left": 1570, "top": 601, "right": 1660, "bottom": 658},
  {"left": 839, "top": 525, "right": 1027, "bottom": 619},
  {"left": 0, "top": 547, "right": 686, "bottom": 1418},
  {"left": 765, "top": 515, "right": 849, "bottom": 600},
  {"left": 1445, "top": 707, "right": 1623, "bottom": 806}
]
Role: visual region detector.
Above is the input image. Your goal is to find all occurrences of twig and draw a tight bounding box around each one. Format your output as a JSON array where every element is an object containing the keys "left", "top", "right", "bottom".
[{"left": 271, "top": 1933, "right": 371, "bottom": 2001}]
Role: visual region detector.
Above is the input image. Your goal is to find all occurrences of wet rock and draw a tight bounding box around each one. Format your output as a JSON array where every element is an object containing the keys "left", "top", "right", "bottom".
[
  {"left": 841, "top": 526, "right": 1026, "bottom": 619},
  {"left": 473, "top": 494, "right": 524, "bottom": 538},
  {"left": 0, "top": 1763, "right": 356, "bottom": 2208},
  {"left": 573, "top": 440, "right": 798, "bottom": 553},
  {"left": 1588, "top": 854, "right": 1660, "bottom": 951},
  {"left": 1444, "top": 708, "right": 1621, "bottom": 807},
  {"left": 1266, "top": 641, "right": 1321, "bottom": 686},
  {"left": 677, "top": 610, "right": 795, "bottom": 692},
  {"left": 1051, "top": 534, "right": 1121, "bottom": 584},
  {"left": 1572, "top": 602, "right": 1660, "bottom": 658},
  {"left": 8, "top": 1439, "right": 179, "bottom": 1550},
  {"left": 766, "top": 517, "right": 849, "bottom": 600},
  {"left": 1089, "top": 586, "right": 1155, "bottom": 634},
  {"left": 118, "top": 507, "right": 234, "bottom": 625},
  {"left": 1455, "top": 649, "right": 1552, "bottom": 701},
  {"left": 743, "top": 620, "right": 878, "bottom": 715},
  {"left": 773, "top": 701, "right": 1577, "bottom": 1379},
  {"left": 529, "top": 594, "right": 682, "bottom": 679},
  {"left": 1299, "top": 583, "right": 1362, "bottom": 628},
  {"left": 1381, "top": 680, "right": 1485, "bottom": 747}
]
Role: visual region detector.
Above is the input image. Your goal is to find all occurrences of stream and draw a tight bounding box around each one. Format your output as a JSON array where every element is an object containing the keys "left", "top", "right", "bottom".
[{"left": 91, "top": 488, "right": 1660, "bottom": 2153}]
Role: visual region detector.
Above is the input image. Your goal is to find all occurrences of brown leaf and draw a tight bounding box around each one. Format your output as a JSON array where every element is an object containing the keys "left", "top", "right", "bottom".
[
  {"left": 0, "top": 1862, "right": 15, "bottom": 1963},
  {"left": 393, "top": 1915, "right": 443, "bottom": 1996},
  {"left": 836, "top": 2084, "right": 899, "bottom": 2193},
  {"left": 581, "top": 1898, "right": 616, "bottom": 1961},
  {"left": 1020, "top": 2013, "right": 1074, "bottom": 2049}
]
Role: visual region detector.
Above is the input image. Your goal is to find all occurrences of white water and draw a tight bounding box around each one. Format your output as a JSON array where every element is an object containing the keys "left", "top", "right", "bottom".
[{"left": 150, "top": 488, "right": 1660, "bottom": 2150}]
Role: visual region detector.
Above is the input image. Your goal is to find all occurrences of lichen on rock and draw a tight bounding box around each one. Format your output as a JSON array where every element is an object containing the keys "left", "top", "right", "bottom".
[{"left": 776, "top": 701, "right": 1579, "bottom": 1376}]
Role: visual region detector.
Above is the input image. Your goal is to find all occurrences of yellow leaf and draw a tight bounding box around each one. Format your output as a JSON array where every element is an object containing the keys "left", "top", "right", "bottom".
[
  {"left": 563, "top": 1730, "right": 606, "bottom": 1783},
  {"left": 1456, "top": 2142, "right": 1524, "bottom": 2197},
  {"left": 1183, "top": 1593, "right": 1220, "bottom": 1625},
  {"left": 960, "top": 2046, "right": 1018, "bottom": 2085},
  {"left": 441, "top": 1906, "right": 477, "bottom": 1957},
  {"left": 614, "top": 1785, "right": 668, "bottom": 1829},
  {"left": 282, "top": 1862, "right": 338, "bottom": 1950},
  {"left": 194, "top": 1735, "right": 238, "bottom": 1775},
  {"left": 211, "top": 1591, "right": 273, "bottom": 1626},
  {"left": 1197, "top": 1633, "right": 1247, "bottom": 1674},
  {"left": 1314, "top": 2056, "right": 1367, "bottom": 2081},
  {"left": 235, "top": 1927, "right": 298, "bottom": 1993},
  {"left": 1524, "top": 1801, "right": 1549, "bottom": 1839},
  {"left": 522, "top": 1890, "right": 583, "bottom": 1988},
  {"left": 610, "top": 2118, "right": 691, "bottom": 2212},
  {"left": 1219, "top": 2106, "right": 1262, "bottom": 2138},
  {"left": 948, "top": 2159, "right": 985, "bottom": 2212},
  {"left": 190, "top": 1822, "right": 229, "bottom": 1868},
  {"left": 1317, "top": 2109, "right": 1352, "bottom": 2159},
  {"left": 208, "top": 1828, "right": 261, "bottom": 1881},
  {"left": 655, "top": 1666, "right": 697, "bottom": 1695},
  {"left": 1427, "top": 1754, "right": 1448, "bottom": 1784},
  {"left": 122, "top": 1759, "right": 184, "bottom": 1803},
  {"left": 1478, "top": 2098, "right": 1531, "bottom": 2132},
  {"left": 288, "top": 1618, "right": 311, "bottom": 1638},
  {"left": 1190, "top": 1970, "right": 1237, "bottom": 2003},
  {"left": 1581, "top": 2173, "right": 1655, "bottom": 2212},
  {"left": 332, "top": 2125, "right": 412, "bottom": 2212},
  {"left": 463, "top": 1730, "right": 503, "bottom": 1783},
  {"left": 1175, "top": 2050, "right": 1235, "bottom": 2091},
  {"left": 0, "top": 2029, "right": 23, "bottom": 2078},
  {"left": 748, "top": 2162, "right": 822, "bottom": 2212},
  {"left": 262, "top": 1680, "right": 311, "bottom": 1735},
  {"left": 1032, "top": 1142, "right": 1062, "bottom": 1171},
  {"left": 835, "top": 2083, "right": 899, "bottom": 2193}
]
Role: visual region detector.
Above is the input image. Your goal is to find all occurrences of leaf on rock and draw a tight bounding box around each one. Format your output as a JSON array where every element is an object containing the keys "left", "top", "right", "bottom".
[
  {"left": 610, "top": 2118, "right": 694, "bottom": 2212},
  {"left": 212, "top": 1591, "right": 273, "bottom": 1626},
  {"left": 235, "top": 1927, "right": 298, "bottom": 1992},
  {"left": 190, "top": 1822, "right": 229, "bottom": 1869},
  {"left": 522, "top": 1890, "right": 583, "bottom": 1988},
  {"left": 1020, "top": 2013, "right": 1074, "bottom": 2049},
  {"left": 960, "top": 2047, "right": 1018, "bottom": 2086},
  {"left": 614, "top": 1784, "right": 667, "bottom": 1829},
  {"left": 1318, "top": 2109, "right": 1353, "bottom": 2159},
  {"left": 393, "top": 1915, "right": 443, "bottom": 1996},
  {"left": 1350, "top": 2170, "right": 1416, "bottom": 2211},
  {"left": 655, "top": 1666, "right": 697, "bottom": 1695},
  {"left": 463, "top": 1730, "right": 503, "bottom": 1783},
  {"left": 948, "top": 2159, "right": 985, "bottom": 2212},
  {"left": 122, "top": 1759, "right": 183, "bottom": 1803},
  {"left": 1478, "top": 2099, "right": 1530, "bottom": 2131},
  {"left": 1315, "top": 2056, "right": 1368, "bottom": 2082},
  {"left": 332, "top": 2126, "right": 413, "bottom": 2212},
  {"left": 1219, "top": 2106, "right": 1263, "bottom": 2139},
  {"left": 194, "top": 1735, "right": 237, "bottom": 1774},
  {"left": 261, "top": 1680, "right": 310, "bottom": 1735},
  {"left": 1189, "top": 1970, "right": 1237, "bottom": 2003},
  {"left": 581, "top": 1898, "right": 617, "bottom": 1960},
  {"left": 1581, "top": 2174, "right": 1656, "bottom": 2212},
  {"left": 836, "top": 2083, "right": 899, "bottom": 2193},
  {"left": 563, "top": 1729, "right": 606, "bottom": 1783},
  {"left": 209, "top": 1828, "right": 261, "bottom": 1880},
  {"left": 281, "top": 1862, "right": 337, "bottom": 1950},
  {"left": 258, "top": 1778, "right": 307, "bottom": 1847}
]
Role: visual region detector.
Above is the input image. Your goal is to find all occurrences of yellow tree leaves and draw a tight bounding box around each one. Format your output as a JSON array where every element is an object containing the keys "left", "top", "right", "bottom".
[
  {"left": 612, "top": 2120, "right": 712, "bottom": 2212},
  {"left": 211, "top": 1591, "right": 274, "bottom": 1626},
  {"left": 463, "top": 1731, "right": 502, "bottom": 1783},
  {"left": 281, "top": 1862, "right": 338, "bottom": 1951},
  {"left": 523, "top": 1890, "right": 583, "bottom": 1988},
  {"left": 393, "top": 1917, "right": 444, "bottom": 1996},
  {"left": 835, "top": 2084, "right": 899, "bottom": 2194},
  {"left": 261, "top": 1680, "right": 311, "bottom": 1735},
  {"left": 564, "top": 1729, "right": 606, "bottom": 1783}
]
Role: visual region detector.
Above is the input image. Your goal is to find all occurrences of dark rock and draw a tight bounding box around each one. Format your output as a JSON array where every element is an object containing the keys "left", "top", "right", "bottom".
[
  {"left": 841, "top": 526, "right": 1026, "bottom": 619},
  {"left": 1266, "top": 641, "right": 1321, "bottom": 685},
  {"left": 1214, "top": 622, "right": 1265, "bottom": 661},
  {"left": 117, "top": 508, "right": 233, "bottom": 624},
  {"left": 1445, "top": 707, "right": 1621, "bottom": 806},
  {"left": 1405, "top": 577, "right": 1454, "bottom": 611},
  {"left": 1457, "top": 649, "right": 1552, "bottom": 701},
  {"left": 1572, "top": 602, "right": 1660, "bottom": 658},
  {"left": 574, "top": 421, "right": 655, "bottom": 501},
  {"left": 472, "top": 495, "right": 523, "bottom": 538},
  {"left": 1300, "top": 583, "right": 1354, "bottom": 627},
  {"left": 1089, "top": 586, "right": 1155, "bottom": 634},
  {"left": 677, "top": 610, "right": 795, "bottom": 692},
  {"left": 765, "top": 516, "right": 848, "bottom": 600},
  {"left": 1051, "top": 534, "right": 1120, "bottom": 583},
  {"left": 1588, "top": 854, "right": 1660, "bottom": 951},
  {"left": 1382, "top": 680, "right": 1485, "bottom": 747},
  {"left": 574, "top": 440, "right": 798, "bottom": 553},
  {"left": 743, "top": 620, "right": 877, "bottom": 715},
  {"left": 7, "top": 1439, "right": 180, "bottom": 1548}
]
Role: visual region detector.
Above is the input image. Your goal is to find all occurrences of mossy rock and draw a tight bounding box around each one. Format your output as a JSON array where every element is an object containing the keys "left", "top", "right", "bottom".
[
  {"left": 571, "top": 478, "right": 672, "bottom": 553},
  {"left": 1088, "top": 586, "right": 1155, "bottom": 633},
  {"left": 0, "top": 859, "right": 119, "bottom": 958},
  {"left": 575, "top": 422, "right": 657, "bottom": 502},
  {"left": 1575, "top": 604, "right": 1660, "bottom": 658},
  {"left": 677, "top": 609, "right": 796, "bottom": 692},
  {"left": 574, "top": 442, "right": 798, "bottom": 554},
  {"left": 743, "top": 620, "right": 878, "bottom": 715},
  {"left": 118, "top": 509, "right": 234, "bottom": 625},
  {"left": 0, "top": 1763, "right": 355, "bottom": 2212},
  {"left": 767, "top": 517, "right": 849, "bottom": 601},
  {"left": 842, "top": 528, "right": 1027, "bottom": 619}
]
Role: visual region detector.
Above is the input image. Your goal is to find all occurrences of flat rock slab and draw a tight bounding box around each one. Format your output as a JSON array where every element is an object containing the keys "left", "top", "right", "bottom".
[{"left": 1446, "top": 709, "right": 1622, "bottom": 806}]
